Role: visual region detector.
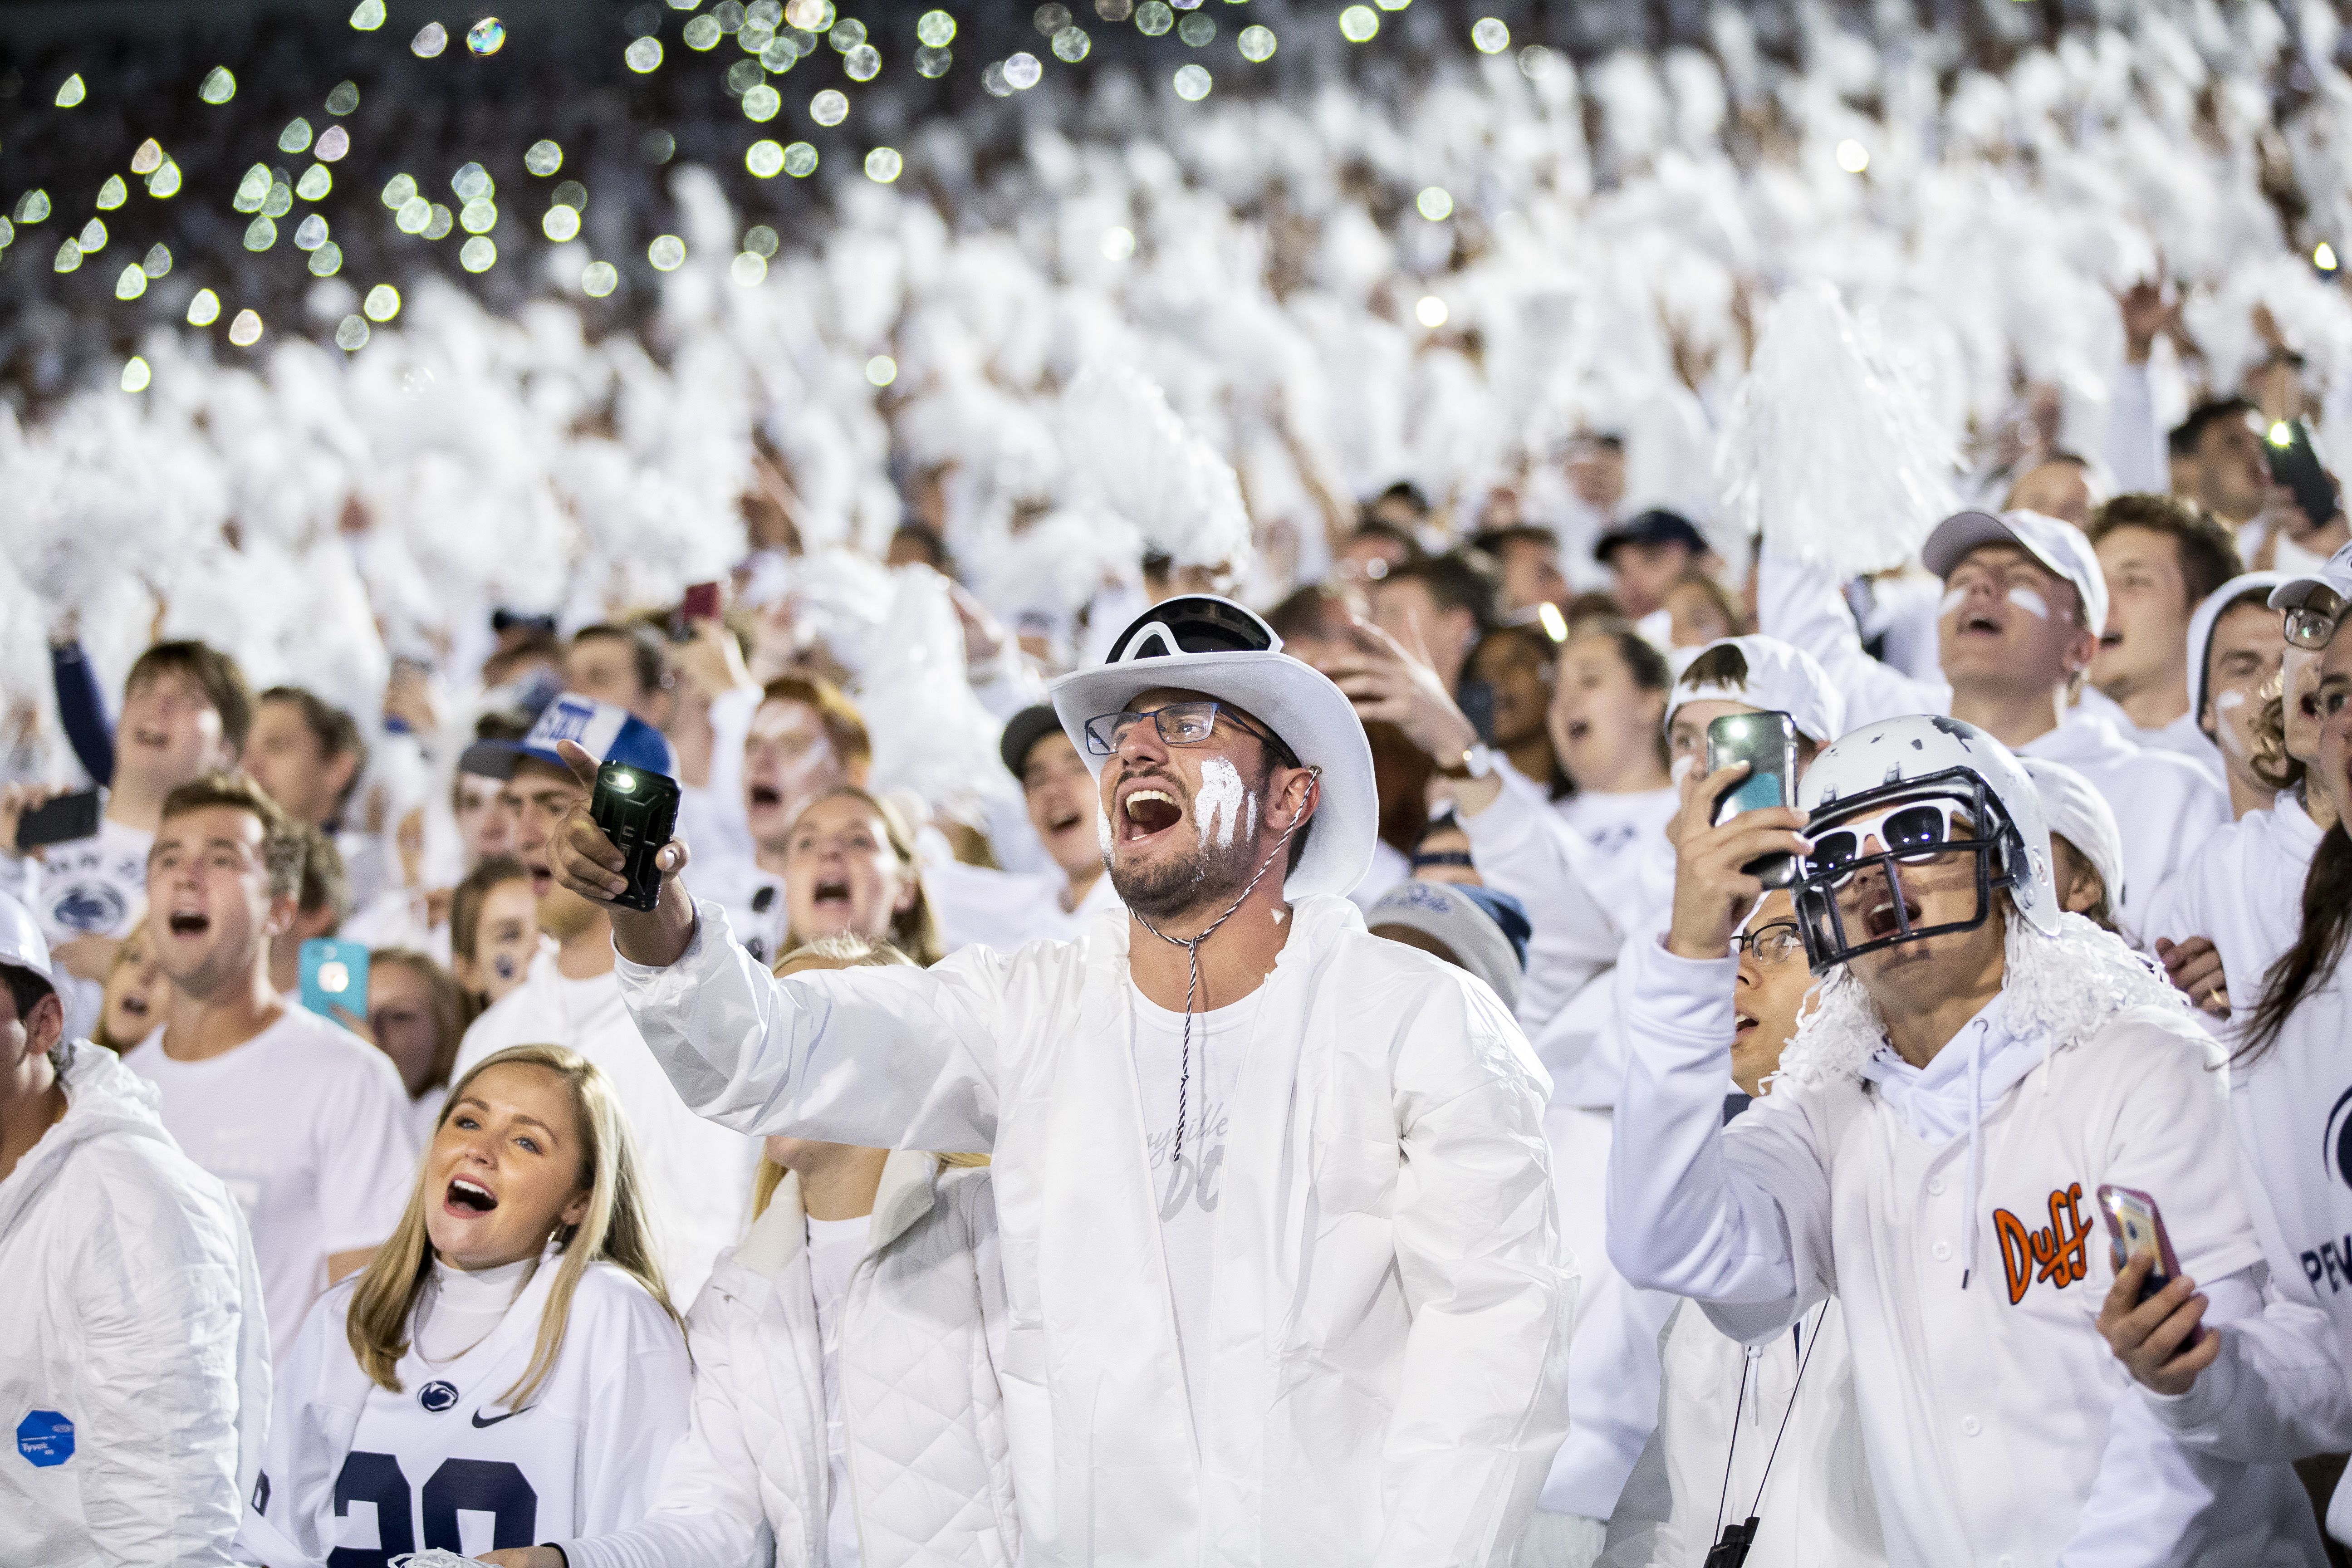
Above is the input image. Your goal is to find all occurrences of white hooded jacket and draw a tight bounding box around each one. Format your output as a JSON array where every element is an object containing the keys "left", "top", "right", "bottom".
[
  {"left": 615, "top": 894, "right": 1575, "bottom": 1568},
  {"left": 566, "top": 1151, "right": 1019, "bottom": 1568},
  {"left": 1600, "top": 1299, "right": 1885, "bottom": 1568},
  {"left": 0, "top": 1038, "right": 270, "bottom": 1568}
]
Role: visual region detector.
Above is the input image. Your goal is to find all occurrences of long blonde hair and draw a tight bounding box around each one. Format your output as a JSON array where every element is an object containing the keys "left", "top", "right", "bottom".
[
  {"left": 752, "top": 938, "right": 984, "bottom": 1217},
  {"left": 346, "top": 1044, "right": 681, "bottom": 1407}
]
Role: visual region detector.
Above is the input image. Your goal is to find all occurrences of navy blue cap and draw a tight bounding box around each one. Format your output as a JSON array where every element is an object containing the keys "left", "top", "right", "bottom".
[{"left": 1594, "top": 509, "right": 1709, "bottom": 564}]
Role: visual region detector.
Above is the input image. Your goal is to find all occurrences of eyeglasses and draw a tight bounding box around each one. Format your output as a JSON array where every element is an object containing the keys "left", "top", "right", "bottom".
[
  {"left": 1803, "top": 799, "right": 1974, "bottom": 884},
  {"left": 1083, "top": 701, "right": 1274, "bottom": 756},
  {"left": 1731, "top": 920, "right": 1805, "bottom": 966},
  {"left": 2283, "top": 587, "right": 2345, "bottom": 651}
]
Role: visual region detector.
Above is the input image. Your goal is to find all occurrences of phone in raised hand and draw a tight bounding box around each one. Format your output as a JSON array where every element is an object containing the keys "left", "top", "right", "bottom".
[{"left": 1705, "top": 711, "right": 1800, "bottom": 889}]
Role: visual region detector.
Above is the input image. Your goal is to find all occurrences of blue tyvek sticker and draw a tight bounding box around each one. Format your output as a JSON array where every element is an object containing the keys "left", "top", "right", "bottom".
[{"left": 17, "top": 1410, "right": 73, "bottom": 1467}]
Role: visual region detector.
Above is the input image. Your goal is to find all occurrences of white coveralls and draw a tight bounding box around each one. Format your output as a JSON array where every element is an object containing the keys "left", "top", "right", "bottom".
[
  {"left": 615, "top": 894, "right": 1575, "bottom": 1568},
  {"left": 0, "top": 1038, "right": 270, "bottom": 1568}
]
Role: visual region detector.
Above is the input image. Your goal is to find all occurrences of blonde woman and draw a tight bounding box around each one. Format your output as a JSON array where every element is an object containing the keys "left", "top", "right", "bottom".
[
  {"left": 488, "top": 937, "right": 1016, "bottom": 1568},
  {"left": 238, "top": 1045, "right": 691, "bottom": 1567},
  {"left": 779, "top": 785, "right": 946, "bottom": 967}
]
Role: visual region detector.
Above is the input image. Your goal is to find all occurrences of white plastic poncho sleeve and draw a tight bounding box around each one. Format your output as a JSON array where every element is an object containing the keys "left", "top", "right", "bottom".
[
  {"left": 63, "top": 1148, "right": 269, "bottom": 1566},
  {"left": 617, "top": 899, "right": 1006, "bottom": 1152}
]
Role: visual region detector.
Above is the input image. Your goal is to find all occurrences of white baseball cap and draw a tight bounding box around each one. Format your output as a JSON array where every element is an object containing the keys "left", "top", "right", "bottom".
[
  {"left": 1923, "top": 508, "right": 2108, "bottom": 641},
  {"left": 1666, "top": 635, "right": 1846, "bottom": 747},
  {"left": 2266, "top": 539, "right": 2352, "bottom": 617}
]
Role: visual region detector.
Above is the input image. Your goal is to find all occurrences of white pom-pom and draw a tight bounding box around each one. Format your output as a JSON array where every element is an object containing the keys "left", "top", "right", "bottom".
[
  {"left": 1715, "top": 282, "right": 1959, "bottom": 578},
  {"left": 1060, "top": 363, "right": 1252, "bottom": 574}
]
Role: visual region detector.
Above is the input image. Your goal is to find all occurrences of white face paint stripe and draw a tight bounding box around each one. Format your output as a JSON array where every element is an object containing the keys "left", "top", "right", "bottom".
[
  {"left": 1937, "top": 587, "right": 1968, "bottom": 618},
  {"left": 1096, "top": 804, "right": 1115, "bottom": 858},
  {"left": 1194, "top": 756, "right": 1247, "bottom": 849},
  {"left": 2215, "top": 688, "right": 2250, "bottom": 756},
  {"left": 2005, "top": 586, "right": 2050, "bottom": 621}
]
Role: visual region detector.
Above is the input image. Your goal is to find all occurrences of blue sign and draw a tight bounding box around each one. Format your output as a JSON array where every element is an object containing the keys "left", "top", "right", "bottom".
[{"left": 17, "top": 1410, "right": 73, "bottom": 1467}]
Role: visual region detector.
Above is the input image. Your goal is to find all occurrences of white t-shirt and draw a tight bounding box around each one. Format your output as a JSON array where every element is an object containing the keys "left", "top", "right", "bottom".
[
  {"left": 123, "top": 1005, "right": 417, "bottom": 1359},
  {"left": 2, "top": 815, "right": 153, "bottom": 944},
  {"left": 808, "top": 1212, "right": 869, "bottom": 1568},
  {"left": 1130, "top": 982, "right": 1262, "bottom": 1433}
]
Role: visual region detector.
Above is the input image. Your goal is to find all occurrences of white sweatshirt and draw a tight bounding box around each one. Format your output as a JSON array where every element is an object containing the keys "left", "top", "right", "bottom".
[{"left": 1605, "top": 928, "right": 2323, "bottom": 1567}]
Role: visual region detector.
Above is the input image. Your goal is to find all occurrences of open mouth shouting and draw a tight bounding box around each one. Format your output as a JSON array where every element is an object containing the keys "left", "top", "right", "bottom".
[
  {"left": 523, "top": 859, "right": 555, "bottom": 899},
  {"left": 444, "top": 1176, "right": 499, "bottom": 1217},
  {"left": 1862, "top": 893, "right": 1923, "bottom": 941},
  {"left": 164, "top": 908, "right": 211, "bottom": 939},
  {"left": 1733, "top": 1010, "right": 1759, "bottom": 1043},
  {"left": 1116, "top": 774, "right": 1187, "bottom": 848},
  {"left": 809, "top": 876, "right": 853, "bottom": 911}
]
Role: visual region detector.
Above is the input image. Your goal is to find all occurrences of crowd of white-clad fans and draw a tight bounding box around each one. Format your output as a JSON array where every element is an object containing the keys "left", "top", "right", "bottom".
[{"left": 12, "top": 3, "right": 2352, "bottom": 1565}]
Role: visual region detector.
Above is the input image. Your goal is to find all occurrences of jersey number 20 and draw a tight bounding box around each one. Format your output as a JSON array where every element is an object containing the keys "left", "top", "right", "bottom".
[{"left": 327, "top": 1450, "right": 537, "bottom": 1567}]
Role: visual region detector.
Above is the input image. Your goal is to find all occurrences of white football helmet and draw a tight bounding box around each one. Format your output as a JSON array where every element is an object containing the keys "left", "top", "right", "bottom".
[{"left": 1791, "top": 715, "right": 2058, "bottom": 972}]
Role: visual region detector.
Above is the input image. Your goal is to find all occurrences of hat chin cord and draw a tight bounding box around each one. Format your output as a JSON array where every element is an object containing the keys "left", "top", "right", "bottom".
[{"left": 1130, "top": 769, "right": 1318, "bottom": 1167}]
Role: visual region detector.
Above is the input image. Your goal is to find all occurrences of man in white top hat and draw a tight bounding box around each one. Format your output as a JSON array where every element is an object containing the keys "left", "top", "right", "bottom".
[
  {"left": 1761, "top": 507, "right": 2228, "bottom": 942},
  {"left": 550, "top": 595, "right": 1574, "bottom": 1568},
  {"left": 1607, "top": 713, "right": 2321, "bottom": 1566}
]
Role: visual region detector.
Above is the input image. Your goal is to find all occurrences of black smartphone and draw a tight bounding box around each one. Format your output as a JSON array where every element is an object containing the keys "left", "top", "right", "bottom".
[
  {"left": 1706, "top": 711, "right": 1799, "bottom": 889},
  {"left": 589, "top": 762, "right": 681, "bottom": 912},
  {"left": 2266, "top": 416, "right": 2342, "bottom": 532},
  {"left": 17, "top": 789, "right": 103, "bottom": 851},
  {"left": 1456, "top": 679, "right": 1497, "bottom": 745}
]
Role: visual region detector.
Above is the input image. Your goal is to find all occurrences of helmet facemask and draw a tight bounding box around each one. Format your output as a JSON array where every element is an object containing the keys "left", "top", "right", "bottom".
[{"left": 1793, "top": 767, "right": 2025, "bottom": 975}]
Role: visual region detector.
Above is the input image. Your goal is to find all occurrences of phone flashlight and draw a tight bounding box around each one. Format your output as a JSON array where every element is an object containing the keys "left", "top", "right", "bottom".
[{"left": 589, "top": 761, "right": 681, "bottom": 912}]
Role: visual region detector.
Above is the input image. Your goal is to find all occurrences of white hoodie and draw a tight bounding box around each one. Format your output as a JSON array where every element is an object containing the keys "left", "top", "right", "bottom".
[
  {"left": 616, "top": 895, "right": 1574, "bottom": 1568},
  {"left": 1599, "top": 1299, "right": 1884, "bottom": 1568},
  {"left": 0, "top": 1038, "right": 269, "bottom": 1568},
  {"left": 566, "top": 1152, "right": 1019, "bottom": 1568},
  {"left": 1607, "top": 920, "right": 2324, "bottom": 1567}
]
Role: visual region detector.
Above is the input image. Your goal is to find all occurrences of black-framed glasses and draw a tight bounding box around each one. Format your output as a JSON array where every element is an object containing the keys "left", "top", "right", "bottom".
[
  {"left": 1083, "top": 701, "right": 1274, "bottom": 756},
  {"left": 2284, "top": 587, "right": 2345, "bottom": 650},
  {"left": 1731, "top": 920, "right": 1805, "bottom": 966}
]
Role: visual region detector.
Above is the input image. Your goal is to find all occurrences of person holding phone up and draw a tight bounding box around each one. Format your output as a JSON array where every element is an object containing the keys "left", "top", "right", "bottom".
[{"left": 1607, "top": 714, "right": 2323, "bottom": 1566}]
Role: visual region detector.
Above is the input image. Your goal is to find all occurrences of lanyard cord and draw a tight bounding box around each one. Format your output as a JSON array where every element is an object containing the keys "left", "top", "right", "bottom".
[
  {"left": 1712, "top": 1348, "right": 1754, "bottom": 1546},
  {"left": 1128, "top": 770, "right": 1318, "bottom": 1168}
]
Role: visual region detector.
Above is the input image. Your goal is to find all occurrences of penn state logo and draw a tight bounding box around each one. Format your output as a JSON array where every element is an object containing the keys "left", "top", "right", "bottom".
[
  {"left": 417, "top": 1380, "right": 460, "bottom": 1413},
  {"left": 2324, "top": 1088, "right": 2352, "bottom": 1190},
  {"left": 50, "top": 883, "right": 127, "bottom": 934}
]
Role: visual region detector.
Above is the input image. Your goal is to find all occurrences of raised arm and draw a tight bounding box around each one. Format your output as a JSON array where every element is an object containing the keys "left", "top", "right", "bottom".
[
  {"left": 1605, "top": 775, "right": 1825, "bottom": 1342},
  {"left": 1755, "top": 549, "right": 1950, "bottom": 732},
  {"left": 549, "top": 740, "right": 1006, "bottom": 1153}
]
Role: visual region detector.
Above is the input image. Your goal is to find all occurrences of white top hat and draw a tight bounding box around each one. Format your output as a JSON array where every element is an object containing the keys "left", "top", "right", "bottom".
[{"left": 1048, "top": 596, "right": 1377, "bottom": 900}]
